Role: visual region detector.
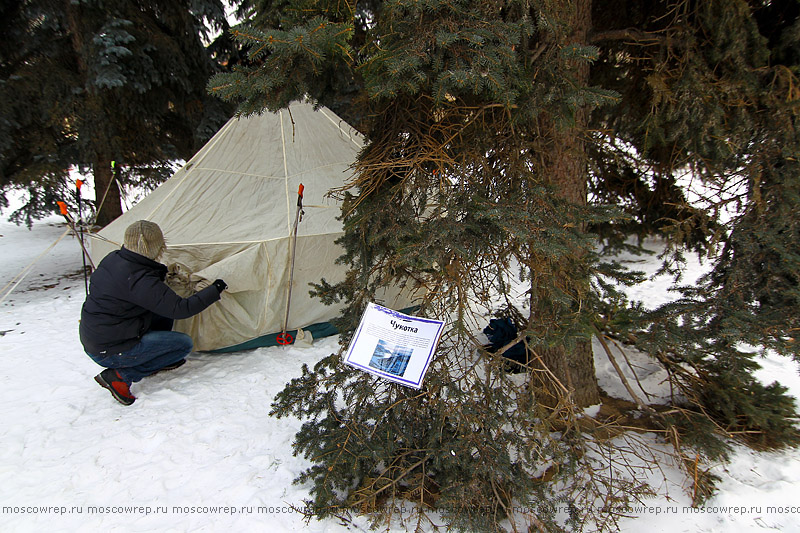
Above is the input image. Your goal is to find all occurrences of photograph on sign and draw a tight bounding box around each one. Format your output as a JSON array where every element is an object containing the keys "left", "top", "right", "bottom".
[
  {"left": 344, "top": 303, "right": 445, "bottom": 389},
  {"left": 370, "top": 340, "right": 414, "bottom": 376}
]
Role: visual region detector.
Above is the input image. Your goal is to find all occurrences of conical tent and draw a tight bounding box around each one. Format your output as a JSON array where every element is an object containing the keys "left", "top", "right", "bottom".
[{"left": 90, "top": 102, "right": 405, "bottom": 351}]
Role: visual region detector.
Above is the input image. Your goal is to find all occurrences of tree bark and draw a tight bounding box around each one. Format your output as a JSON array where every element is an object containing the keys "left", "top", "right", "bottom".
[
  {"left": 533, "top": 0, "right": 600, "bottom": 408},
  {"left": 93, "top": 156, "right": 122, "bottom": 227},
  {"left": 64, "top": 0, "right": 123, "bottom": 227}
]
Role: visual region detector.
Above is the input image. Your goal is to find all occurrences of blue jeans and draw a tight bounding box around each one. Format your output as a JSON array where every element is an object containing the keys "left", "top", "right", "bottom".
[{"left": 87, "top": 330, "right": 193, "bottom": 384}]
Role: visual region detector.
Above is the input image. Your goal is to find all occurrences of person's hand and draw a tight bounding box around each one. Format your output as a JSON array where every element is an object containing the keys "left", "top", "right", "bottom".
[{"left": 213, "top": 279, "right": 228, "bottom": 293}]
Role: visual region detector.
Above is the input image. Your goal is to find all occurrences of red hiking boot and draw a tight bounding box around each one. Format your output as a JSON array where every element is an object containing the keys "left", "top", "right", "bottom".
[{"left": 95, "top": 369, "right": 136, "bottom": 406}]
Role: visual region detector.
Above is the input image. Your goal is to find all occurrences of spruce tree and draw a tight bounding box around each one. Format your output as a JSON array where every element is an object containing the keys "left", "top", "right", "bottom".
[
  {"left": 0, "top": 0, "right": 240, "bottom": 226},
  {"left": 212, "top": 0, "right": 800, "bottom": 530}
]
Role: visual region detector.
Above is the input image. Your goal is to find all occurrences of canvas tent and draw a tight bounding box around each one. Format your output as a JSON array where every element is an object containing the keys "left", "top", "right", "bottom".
[{"left": 90, "top": 102, "right": 408, "bottom": 352}]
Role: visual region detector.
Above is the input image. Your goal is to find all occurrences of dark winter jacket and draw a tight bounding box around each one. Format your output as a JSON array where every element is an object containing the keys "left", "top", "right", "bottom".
[{"left": 79, "top": 247, "right": 221, "bottom": 355}]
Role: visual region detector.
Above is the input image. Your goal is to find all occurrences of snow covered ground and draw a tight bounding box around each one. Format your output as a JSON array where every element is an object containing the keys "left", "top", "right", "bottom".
[{"left": 2, "top": 214, "right": 800, "bottom": 532}]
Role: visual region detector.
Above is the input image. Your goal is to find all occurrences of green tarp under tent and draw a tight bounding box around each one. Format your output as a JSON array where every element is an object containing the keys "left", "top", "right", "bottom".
[{"left": 89, "top": 102, "right": 413, "bottom": 352}]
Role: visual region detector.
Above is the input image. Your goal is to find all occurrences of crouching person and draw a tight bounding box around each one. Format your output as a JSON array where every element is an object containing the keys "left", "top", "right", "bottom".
[{"left": 79, "top": 220, "right": 227, "bottom": 406}]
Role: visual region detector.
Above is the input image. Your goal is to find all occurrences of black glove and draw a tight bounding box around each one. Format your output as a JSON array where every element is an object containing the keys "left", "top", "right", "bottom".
[{"left": 213, "top": 279, "right": 228, "bottom": 293}]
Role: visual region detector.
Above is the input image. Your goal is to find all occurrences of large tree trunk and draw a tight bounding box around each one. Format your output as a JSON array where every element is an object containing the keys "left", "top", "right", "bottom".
[
  {"left": 93, "top": 156, "right": 122, "bottom": 227},
  {"left": 533, "top": 0, "right": 600, "bottom": 408},
  {"left": 64, "top": 1, "right": 123, "bottom": 228}
]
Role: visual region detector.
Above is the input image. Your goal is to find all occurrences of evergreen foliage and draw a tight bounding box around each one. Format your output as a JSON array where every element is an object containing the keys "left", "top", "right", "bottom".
[
  {"left": 0, "top": 0, "right": 242, "bottom": 226},
  {"left": 213, "top": 0, "right": 800, "bottom": 530}
]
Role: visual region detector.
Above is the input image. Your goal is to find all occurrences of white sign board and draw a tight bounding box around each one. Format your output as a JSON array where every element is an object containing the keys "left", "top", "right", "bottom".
[{"left": 344, "top": 303, "right": 445, "bottom": 389}]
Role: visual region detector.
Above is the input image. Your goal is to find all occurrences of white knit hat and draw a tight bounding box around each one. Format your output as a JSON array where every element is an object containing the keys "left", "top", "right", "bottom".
[{"left": 124, "top": 220, "right": 166, "bottom": 261}]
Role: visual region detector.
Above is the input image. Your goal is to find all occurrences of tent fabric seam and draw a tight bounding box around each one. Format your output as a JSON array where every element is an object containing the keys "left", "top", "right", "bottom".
[
  {"left": 281, "top": 109, "right": 291, "bottom": 235},
  {"left": 165, "top": 232, "right": 346, "bottom": 247},
  {"left": 143, "top": 118, "right": 237, "bottom": 220},
  {"left": 89, "top": 232, "right": 346, "bottom": 249},
  {"left": 185, "top": 161, "right": 356, "bottom": 181}
]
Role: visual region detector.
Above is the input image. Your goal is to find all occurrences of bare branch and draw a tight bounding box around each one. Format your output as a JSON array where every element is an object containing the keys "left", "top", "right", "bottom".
[{"left": 589, "top": 28, "right": 666, "bottom": 45}]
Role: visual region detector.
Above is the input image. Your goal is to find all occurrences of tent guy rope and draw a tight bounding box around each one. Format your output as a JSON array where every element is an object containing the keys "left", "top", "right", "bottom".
[{"left": 0, "top": 227, "right": 71, "bottom": 305}]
